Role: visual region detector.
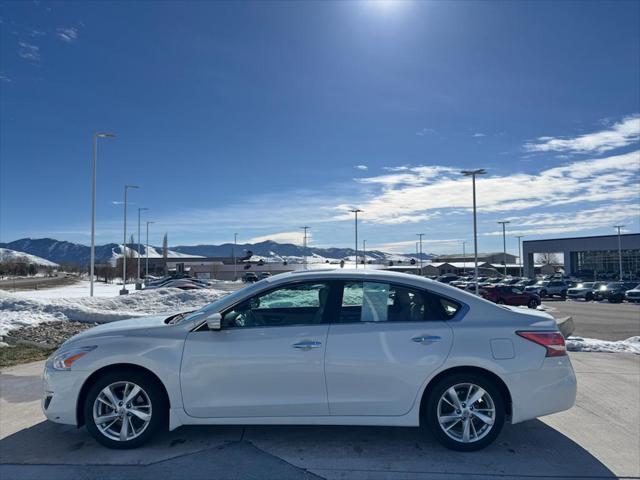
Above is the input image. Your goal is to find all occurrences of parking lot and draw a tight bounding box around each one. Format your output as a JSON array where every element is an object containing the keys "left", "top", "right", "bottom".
[
  {"left": 544, "top": 299, "right": 639, "bottom": 341},
  {"left": 1, "top": 350, "right": 638, "bottom": 480}
]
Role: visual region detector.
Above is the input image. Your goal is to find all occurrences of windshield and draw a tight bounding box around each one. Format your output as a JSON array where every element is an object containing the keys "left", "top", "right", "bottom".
[{"left": 580, "top": 282, "right": 594, "bottom": 288}]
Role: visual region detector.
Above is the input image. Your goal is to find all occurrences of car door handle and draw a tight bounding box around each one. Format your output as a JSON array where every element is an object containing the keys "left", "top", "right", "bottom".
[
  {"left": 292, "top": 340, "right": 322, "bottom": 351},
  {"left": 412, "top": 335, "right": 441, "bottom": 345}
]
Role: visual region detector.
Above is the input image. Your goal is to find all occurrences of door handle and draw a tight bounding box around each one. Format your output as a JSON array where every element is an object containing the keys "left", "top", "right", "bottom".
[
  {"left": 292, "top": 340, "right": 322, "bottom": 351},
  {"left": 412, "top": 335, "right": 441, "bottom": 345}
]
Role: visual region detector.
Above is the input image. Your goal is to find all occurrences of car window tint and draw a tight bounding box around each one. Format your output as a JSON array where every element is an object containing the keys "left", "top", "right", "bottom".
[
  {"left": 338, "top": 282, "right": 427, "bottom": 323},
  {"left": 222, "top": 282, "right": 330, "bottom": 328}
]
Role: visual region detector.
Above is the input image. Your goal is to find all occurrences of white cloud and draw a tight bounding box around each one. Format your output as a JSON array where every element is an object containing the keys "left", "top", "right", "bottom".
[
  {"left": 482, "top": 204, "right": 638, "bottom": 237},
  {"left": 374, "top": 238, "right": 462, "bottom": 253},
  {"left": 246, "top": 231, "right": 307, "bottom": 245},
  {"left": 338, "top": 150, "right": 640, "bottom": 225},
  {"left": 416, "top": 128, "right": 435, "bottom": 136},
  {"left": 18, "top": 41, "right": 40, "bottom": 61},
  {"left": 56, "top": 27, "right": 78, "bottom": 43},
  {"left": 524, "top": 114, "right": 640, "bottom": 154},
  {"left": 355, "top": 165, "right": 368, "bottom": 171},
  {"left": 472, "top": 133, "right": 486, "bottom": 137},
  {"left": 0, "top": 74, "right": 11, "bottom": 83}
]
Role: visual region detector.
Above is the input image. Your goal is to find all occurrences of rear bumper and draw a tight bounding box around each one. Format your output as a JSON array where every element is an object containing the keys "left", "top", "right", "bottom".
[
  {"left": 42, "top": 364, "right": 90, "bottom": 426},
  {"left": 503, "top": 355, "right": 577, "bottom": 424}
]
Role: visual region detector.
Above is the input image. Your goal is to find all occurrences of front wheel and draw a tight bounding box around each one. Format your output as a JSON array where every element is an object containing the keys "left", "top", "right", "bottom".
[
  {"left": 585, "top": 292, "right": 594, "bottom": 301},
  {"left": 539, "top": 290, "right": 547, "bottom": 298},
  {"left": 84, "top": 370, "right": 167, "bottom": 449},
  {"left": 527, "top": 298, "right": 538, "bottom": 309},
  {"left": 496, "top": 299, "right": 505, "bottom": 305},
  {"left": 424, "top": 373, "right": 505, "bottom": 451}
]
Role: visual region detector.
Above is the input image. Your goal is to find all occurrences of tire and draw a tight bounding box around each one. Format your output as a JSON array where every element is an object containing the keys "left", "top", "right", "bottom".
[
  {"left": 585, "top": 292, "right": 594, "bottom": 301},
  {"left": 539, "top": 290, "right": 547, "bottom": 298},
  {"left": 560, "top": 290, "right": 567, "bottom": 299},
  {"left": 424, "top": 373, "right": 505, "bottom": 452},
  {"left": 527, "top": 298, "right": 538, "bottom": 309},
  {"left": 496, "top": 299, "right": 505, "bottom": 305},
  {"left": 84, "top": 370, "right": 167, "bottom": 449}
]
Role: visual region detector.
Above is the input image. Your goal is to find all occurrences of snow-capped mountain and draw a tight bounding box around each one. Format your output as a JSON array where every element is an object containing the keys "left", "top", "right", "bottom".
[
  {"left": 0, "top": 238, "right": 434, "bottom": 266},
  {"left": 0, "top": 248, "right": 59, "bottom": 267}
]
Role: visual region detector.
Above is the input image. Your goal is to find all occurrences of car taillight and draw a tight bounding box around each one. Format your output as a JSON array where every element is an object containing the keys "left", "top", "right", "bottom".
[{"left": 516, "top": 331, "right": 567, "bottom": 357}]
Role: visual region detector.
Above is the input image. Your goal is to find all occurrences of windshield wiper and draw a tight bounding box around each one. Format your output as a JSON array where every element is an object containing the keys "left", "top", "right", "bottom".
[{"left": 165, "top": 311, "right": 195, "bottom": 325}]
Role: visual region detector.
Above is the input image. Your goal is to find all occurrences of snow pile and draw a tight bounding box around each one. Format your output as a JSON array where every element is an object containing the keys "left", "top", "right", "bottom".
[
  {"left": 0, "top": 287, "right": 228, "bottom": 337},
  {"left": 0, "top": 248, "right": 59, "bottom": 267},
  {"left": 566, "top": 336, "right": 640, "bottom": 354}
]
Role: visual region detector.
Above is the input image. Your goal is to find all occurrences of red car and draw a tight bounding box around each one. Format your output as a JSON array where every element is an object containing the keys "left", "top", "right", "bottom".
[{"left": 481, "top": 285, "right": 541, "bottom": 309}]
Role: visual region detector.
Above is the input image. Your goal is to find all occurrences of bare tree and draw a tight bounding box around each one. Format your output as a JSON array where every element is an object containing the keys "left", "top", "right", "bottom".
[{"left": 536, "top": 252, "right": 561, "bottom": 265}]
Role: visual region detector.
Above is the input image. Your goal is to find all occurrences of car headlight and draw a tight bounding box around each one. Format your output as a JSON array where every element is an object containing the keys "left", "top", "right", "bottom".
[
  {"left": 599, "top": 286, "right": 607, "bottom": 291},
  {"left": 52, "top": 346, "right": 97, "bottom": 370}
]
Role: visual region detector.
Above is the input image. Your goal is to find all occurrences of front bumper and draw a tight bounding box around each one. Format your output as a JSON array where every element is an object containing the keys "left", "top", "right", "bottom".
[
  {"left": 503, "top": 355, "right": 577, "bottom": 424},
  {"left": 42, "top": 363, "right": 91, "bottom": 426}
]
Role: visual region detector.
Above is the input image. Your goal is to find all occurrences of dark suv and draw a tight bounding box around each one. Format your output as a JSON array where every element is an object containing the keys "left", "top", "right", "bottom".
[{"left": 595, "top": 282, "right": 639, "bottom": 303}]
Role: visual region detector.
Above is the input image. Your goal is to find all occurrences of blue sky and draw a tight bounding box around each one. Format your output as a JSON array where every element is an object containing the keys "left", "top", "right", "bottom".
[{"left": 1, "top": 0, "right": 639, "bottom": 254}]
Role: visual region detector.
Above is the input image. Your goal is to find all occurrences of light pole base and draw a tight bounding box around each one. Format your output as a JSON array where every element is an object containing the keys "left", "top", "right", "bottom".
[
  {"left": 119, "top": 288, "right": 129, "bottom": 295},
  {"left": 135, "top": 282, "right": 142, "bottom": 290}
]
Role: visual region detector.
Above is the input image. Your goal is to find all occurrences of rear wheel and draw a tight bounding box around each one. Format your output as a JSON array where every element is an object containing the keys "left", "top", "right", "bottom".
[
  {"left": 425, "top": 373, "right": 505, "bottom": 451},
  {"left": 539, "top": 290, "right": 547, "bottom": 298},
  {"left": 84, "top": 370, "right": 167, "bottom": 449},
  {"left": 560, "top": 290, "right": 567, "bottom": 299},
  {"left": 527, "top": 298, "right": 538, "bottom": 309}
]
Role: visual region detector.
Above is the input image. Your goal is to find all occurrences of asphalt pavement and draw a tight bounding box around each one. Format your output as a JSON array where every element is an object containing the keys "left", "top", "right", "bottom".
[
  {"left": 545, "top": 299, "right": 640, "bottom": 341},
  {"left": 1, "top": 353, "right": 638, "bottom": 480}
]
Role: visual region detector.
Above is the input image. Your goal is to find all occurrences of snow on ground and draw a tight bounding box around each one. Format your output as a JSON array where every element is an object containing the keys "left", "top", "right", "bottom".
[
  {"left": 0, "top": 282, "right": 229, "bottom": 337},
  {"left": 0, "top": 248, "right": 59, "bottom": 267},
  {"left": 566, "top": 336, "right": 640, "bottom": 354}
]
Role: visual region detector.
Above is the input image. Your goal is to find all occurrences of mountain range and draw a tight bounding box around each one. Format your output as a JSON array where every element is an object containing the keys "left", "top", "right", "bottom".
[{"left": 0, "top": 238, "right": 433, "bottom": 266}]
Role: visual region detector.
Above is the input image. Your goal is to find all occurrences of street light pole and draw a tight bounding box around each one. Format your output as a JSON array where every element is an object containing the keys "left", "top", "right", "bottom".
[
  {"left": 120, "top": 184, "right": 139, "bottom": 295},
  {"left": 350, "top": 209, "right": 363, "bottom": 269},
  {"left": 614, "top": 225, "right": 625, "bottom": 280},
  {"left": 137, "top": 207, "right": 148, "bottom": 285},
  {"left": 90, "top": 132, "right": 115, "bottom": 297},
  {"left": 145, "top": 221, "right": 155, "bottom": 280},
  {"left": 515, "top": 235, "right": 524, "bottom": 277},
  {"left": 417, "top": 233, "right": 425, "bottom": 276},
  {"left": 300, "top": 226, "right": 309, "bottom": 270},
  {"left": 497, "top": 221, "right": 510, "bottom": 277},
  {"left": 233, "top": 233, "right": 238, "bottom": 281},
  {"left": 461, "top": 169, "right": 486, "bottom": 295}
]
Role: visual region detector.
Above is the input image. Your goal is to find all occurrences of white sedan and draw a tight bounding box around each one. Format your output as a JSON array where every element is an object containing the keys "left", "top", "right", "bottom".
[{"left": 42, "top": 270, "right": 576, "bottom": 451}]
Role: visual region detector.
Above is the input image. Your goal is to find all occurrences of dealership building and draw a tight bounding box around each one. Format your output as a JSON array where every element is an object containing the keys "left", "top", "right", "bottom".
[{"left": 522, "top": 233, "right": 640, "bottom": 279}]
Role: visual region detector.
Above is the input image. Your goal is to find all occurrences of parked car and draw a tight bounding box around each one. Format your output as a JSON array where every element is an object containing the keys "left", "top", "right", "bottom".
[
  {"left": 480, "top": 285, "right": 541, "bottom": 309},
  {"left": 595, "top": 282, "right": 639, "bottom": 303},
  {"left": 42, "top": 270, "right": 576, "bottom": 452},
  {"left": 566, "top": 282, "right": 606, "bottom": 301},
  {"left": 436, "top": 274, "right": 459, "bottom": 284},
  {"left": 257, "top": 272, "right": 272, "bottom": 280},
  {"left": 525, "top": 280, "right": 569, "bottom": 298},
  {"left": 625, "top": 286, "right": 640, "bottom": 303},
  {"left": 242, "top": 272, "right": 258, "bottom": 283}
]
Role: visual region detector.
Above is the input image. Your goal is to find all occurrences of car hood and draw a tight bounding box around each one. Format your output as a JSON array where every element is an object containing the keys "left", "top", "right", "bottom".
[{"left": 62, "top": 314, "right": 173, "bottom": 346}]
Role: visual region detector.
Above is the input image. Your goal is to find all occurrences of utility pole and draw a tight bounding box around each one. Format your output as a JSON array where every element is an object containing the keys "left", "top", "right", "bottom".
[
  {"left": 300, "top": 226, "right": 309, "bottom": 270},
  {"left": 461, "top": 169, "right": 486, "bottom": 295},
  {"left": 233, "top": 233, "right": 238, "bottom": 281},
  {"left": 515, "top": 235, "right": 524, "bottom": 277},
  {"left": 362, "top": 239, "right": 366, "bottom": 269},
  {"left": 417, "top": 233, "right": 425, "bottom": 276},
  {"left": 90, "top": 132, "right": 115, "bottom": 296},
  {"left": 462, "top": 241, "right": 467, "bottom": 274},
  {"left": 145, "top": 221, "right": 154, "bottom": 281},
  {"left": 497, "top": 221, "right": 510, "bottom": 277},
  {"left": 137, "top": 207, "right": 148, "bottom": 287},
  {"left": 614, "top": 225, "right": 624, "bottom": 281},
  {"left": 120, "top": 184, "right": 139, "bottom": 295},
  {"left": 350, "top": 209, "right": 363, "bottom": 269}
]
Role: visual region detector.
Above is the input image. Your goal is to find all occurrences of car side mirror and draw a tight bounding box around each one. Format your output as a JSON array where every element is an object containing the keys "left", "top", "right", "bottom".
[{"left": 206, "top": 312, "right": 222, "bottom": 331}]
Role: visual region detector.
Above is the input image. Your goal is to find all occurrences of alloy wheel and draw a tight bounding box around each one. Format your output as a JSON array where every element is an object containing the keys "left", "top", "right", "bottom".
[
  {"left": 92, "top": 381, "right": 152, "bottom": 442},
  {"left": 437, "top": 383, "right": 496, "bottom": 443}
]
